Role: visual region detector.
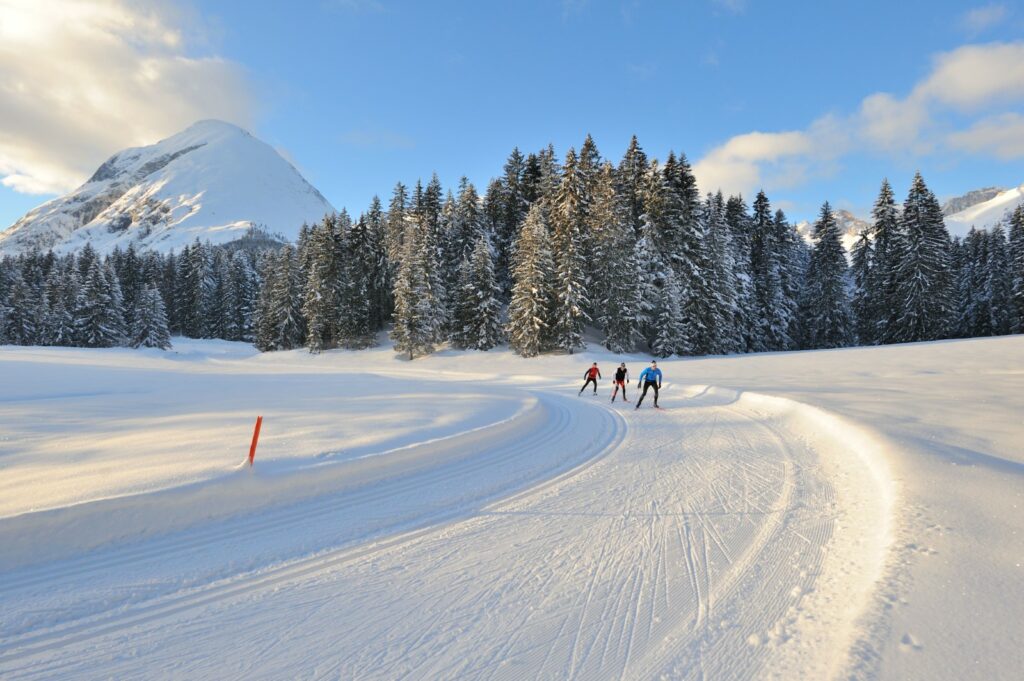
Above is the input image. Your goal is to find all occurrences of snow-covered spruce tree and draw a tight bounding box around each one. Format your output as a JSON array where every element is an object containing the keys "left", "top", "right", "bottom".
[
  {"left": 725, "top": 195, "right": 757, "bottom": 353},
  {"left": 451, "top": 236, "right": 504, "bottom": 350},
  {"left": 633, "top": 217, "right": 669, "bottom": 349},
  {"left": 698, "top": 192, "right": 738, "bottom": 355},
  {"left": 133, "top": 285, "right": 172, "bottom": 349},
  {"left": 44, "top": 265, "right": 76, "bottom": 346},
  {"left": 160, "top": 251, "right": 179, "bottom": 334},
  {"left": 385, "top": 182, "right": 409, "bottom": 272},
  {"left": 950, "top": 236, "right": 972, "bottom": 338},
  {"left": 254, "top": 252, "right": 277, "bottom": 351},
  {"left": 798, "top": 201, "right": 854, "bottom": 349},
  {"left": 651, "top": 269, "right": 687, "bottom": 358},
  {"left": 507, "top": 205, "right": 554, "bottom": 357},
  {"left": 2, "top": 269, "right": 39, "bottom": 345},
  {"left": 337, "top": 215, "right": 378, "bottom": 349},
  {"left": 892, "top": 173, "right": 953, "bottom": 343},
  {"left": 775, "top": 209, "right": 804, "bottom": 350},
  {"left": 1009, "top": 205, "right": 1024, "bottom": 334},
  {"left": 175, "top": 240, "right": 213, "bottom": 338},
  {"left": 302, "top": 216, "right": 343, "bottom": 353},
  {"left": 664, "top": 152, "right": 710, "bottom": 353},
  {"left": 750, "top": 191, "right": 784, "bottom": 351},
  {"left": 113, "top": 244, "right": 144, "bottom": 326},
  {"left": 257, "top": 245, "right": 305, "bottom": 351},
  {"left": 590, "top": 162, "right": 643, "bottom": 353},
  {"left": 494, "top": 148, "right": 529, "bottom": 290},
  {"left": 363, "top": 196, "right": 391, "bottom": 330},
  {"left": 850, "top": 230, "right": 873, "bottom": 344},
  {"left": 617, "top": 135, "right": 649, "bottom": 236},
  {"left": 204, "top": 249, "right": 229, "bottom": 340},
  {"left": 226, "top": 251, "right": 258, "bottom": 342},
  {"left": 76, "top": 259, "right": 127, "bottom": 348},
  {"left": 987, "top": 226, "right": 1013, "bottom": 336},
  {"left": 865, "top": 179, "right": 902, "bottom": 345},
  {"left": 549, "top": 148, "right": 591, "bottom": 353},
  {"left": 391, "top": 213, "right": 443, "bottom": 359}
]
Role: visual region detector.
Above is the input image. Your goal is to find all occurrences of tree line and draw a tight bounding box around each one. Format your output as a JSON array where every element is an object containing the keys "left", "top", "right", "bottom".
[{"left": 1, "top": 136, "right": 1023, "bottom": 356}]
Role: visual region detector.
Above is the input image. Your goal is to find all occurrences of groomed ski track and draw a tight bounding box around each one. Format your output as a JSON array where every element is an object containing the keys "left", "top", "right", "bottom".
[{"left": 0, "top": 365, "right": 896, "bottom": 680}]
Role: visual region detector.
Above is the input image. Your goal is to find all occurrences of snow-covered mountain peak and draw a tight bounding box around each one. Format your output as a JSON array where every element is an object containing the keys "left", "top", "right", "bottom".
[{"left": 0, "top": 120, "right": 335, "bottom": 256}]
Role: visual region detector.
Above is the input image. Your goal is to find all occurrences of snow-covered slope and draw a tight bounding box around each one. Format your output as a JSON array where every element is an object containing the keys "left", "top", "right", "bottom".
[
  {"left": 0, "top": 120, "right": 335, "bottom": 255},
  {"left": 941, "top": 186, "right": 1004, "bottom": 216},
  {"left": 944, "top": 183, "right": 1024, "bottom": 239}
]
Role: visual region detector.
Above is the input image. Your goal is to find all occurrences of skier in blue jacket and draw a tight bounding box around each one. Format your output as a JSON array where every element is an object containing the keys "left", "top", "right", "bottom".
[{"left": 635, "top": 361, "right": 663, "bottom": 409}]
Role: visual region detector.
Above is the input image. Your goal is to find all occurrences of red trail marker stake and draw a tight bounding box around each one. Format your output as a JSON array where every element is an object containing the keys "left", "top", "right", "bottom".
[{"left": 248, "top": 415, "right": 263, "bottom": 467}]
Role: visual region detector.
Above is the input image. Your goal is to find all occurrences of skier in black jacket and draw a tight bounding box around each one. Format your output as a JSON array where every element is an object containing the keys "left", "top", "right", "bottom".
[{"left": 611, "top": 363, "right": 629, "bottom": 402}]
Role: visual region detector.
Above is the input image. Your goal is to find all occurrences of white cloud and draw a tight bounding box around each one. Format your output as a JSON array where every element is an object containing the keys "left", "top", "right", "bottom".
[
  {"left": 913, "top": 42, "right": 1024, "bottom": 111},
  {"left": 962, "top": 4, "right": 1008, "bottom": 35},
  {"left": 694, "top": 41, "right": 1024, "bottom": 195},
  {"left": 694, "top": 116, "right": 849, "bottom": 197},
  {"left": 948, "top": 113, "right": 1024, "bottom": 159},
  {"left": 0, "top": 0, "right": 254, "bottom": 195}
]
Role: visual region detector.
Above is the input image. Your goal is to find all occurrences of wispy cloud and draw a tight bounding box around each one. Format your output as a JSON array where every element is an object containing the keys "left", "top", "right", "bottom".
[
  {"left": 711, "top": 0, "right": 746, "bottom": 15},
  {"left": 323, "top": 0, "right": 386, "bottom": 13},
  {"left": 339, "top": 128, "right": 415, "bottom": 151},
  {"left": 962, "top": 4, "right": 1008, "bottom": 35},
  {"left": 0, "top": 0, "right": 254, "bottom": 195},
  {"left": 694, "top": 41, "right": 1024, "bottom": 196},
  {"left": 948, "top": 113, "right": 1024, "bottom": 160}
]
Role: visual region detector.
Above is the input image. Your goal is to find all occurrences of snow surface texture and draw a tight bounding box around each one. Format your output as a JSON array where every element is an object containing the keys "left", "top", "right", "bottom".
[
  {"left": 0, "top": 121, "right": 335, "bottom": 256},
  {"left": 0, "top": 337, "right": 1021, "bottom": 679}
]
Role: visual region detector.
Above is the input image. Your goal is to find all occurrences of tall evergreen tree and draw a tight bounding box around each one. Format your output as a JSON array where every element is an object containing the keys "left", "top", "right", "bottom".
[
  {"left": 302, "top": 217, "right": 343, "bottom": 352},
  {"left": 549, "top": 148, "right": 591, "bottom": 353},
  {"left": 590, "top": 163, "right": 643, "bottom": 353},
  {"left": 617, "top": 135, "right": 648, "bottom": 235},
  {"left": 725, "top": 195, "right": 757, "bottom": 352},
  {"left": 391, "top": 214, "right": 443, "bottom": 359},
  {"left": 699, "top": 193, "right": 738, "bottom": 354},
  {"left": 133, "top": 285, "right": 172, "bottom": 349},
  {"left": 866, "top": 179, "right": 902, "bottom": 344},
  {"left": 798, "top": 201, "right": 854, "bottom": 349},
  {"left": 451, "top": 236, "right": 504, "bottom": 350},
  {"left": 1009, "top": 205, "right": 1024, "bottom": 333},
  {"left": 76, "top": 259, "right": 126, "bottom": 348},
  {"left": 507, "top": 205, "right": 554, "bottom": 357},
  {"left": 892, "top": 172, "right": 953, "bottom": 342}
]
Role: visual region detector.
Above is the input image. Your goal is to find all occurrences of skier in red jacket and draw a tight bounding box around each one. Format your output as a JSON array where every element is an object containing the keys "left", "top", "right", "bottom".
[{"left": 578, "top": 363, "right": 602, "bottom": 395}]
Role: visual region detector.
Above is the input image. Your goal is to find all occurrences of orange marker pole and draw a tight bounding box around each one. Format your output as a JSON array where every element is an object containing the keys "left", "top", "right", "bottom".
[{"left": 248, "top": 415, "right": 263, "bottom": 467}]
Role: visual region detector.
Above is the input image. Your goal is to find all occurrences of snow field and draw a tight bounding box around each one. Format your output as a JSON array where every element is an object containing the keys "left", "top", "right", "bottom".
[{"left": 0, "top": 340, "right": 911, "bottom": 680}]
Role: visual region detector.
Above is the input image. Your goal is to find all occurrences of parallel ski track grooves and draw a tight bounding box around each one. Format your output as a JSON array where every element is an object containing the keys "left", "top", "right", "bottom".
[
  {"left": 632, "top": 401, "right": 833, "bottom": 681},
  {"left": 0, "top": 392, "right": 626, "bottom": 668}
]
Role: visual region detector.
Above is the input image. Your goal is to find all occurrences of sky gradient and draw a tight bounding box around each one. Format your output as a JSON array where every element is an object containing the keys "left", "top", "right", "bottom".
[{"left": 1, "top": 0, "right": 1023, "bottom": 229}]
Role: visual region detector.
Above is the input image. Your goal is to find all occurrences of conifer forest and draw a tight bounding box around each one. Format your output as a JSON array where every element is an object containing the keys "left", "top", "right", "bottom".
[{"left": 2, "top": 136, "right": 1023, "bottom": 358}]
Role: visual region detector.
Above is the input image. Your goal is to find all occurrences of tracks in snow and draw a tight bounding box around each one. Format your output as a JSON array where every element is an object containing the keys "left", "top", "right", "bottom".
[{"left": 0, "top": 383, "right": 895, "bottom": 681}]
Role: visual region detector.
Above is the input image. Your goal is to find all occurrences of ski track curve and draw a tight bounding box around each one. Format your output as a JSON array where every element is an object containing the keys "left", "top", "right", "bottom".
[{"left": 0, "top": 381, "right": 895, "bottom": 681}]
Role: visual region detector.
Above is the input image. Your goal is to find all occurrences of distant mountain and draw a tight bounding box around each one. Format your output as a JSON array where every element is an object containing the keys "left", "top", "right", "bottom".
[
  {"left": 941, "top": 187, "right": 1005, "bottom": 216},
  {"left": 795, "top": 209, "right": 870, "bottom": 252},
  {"left": 943, "top": 184, "right": 1024, "bottom": 239},
  {"left": 0, "top": 120, "right": 335, "bottom": 255}
]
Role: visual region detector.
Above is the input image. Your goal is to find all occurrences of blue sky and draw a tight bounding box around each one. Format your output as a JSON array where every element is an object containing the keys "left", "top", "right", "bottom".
[{"left": 2, "top": 0, "right": 1023, "bottom": 228}]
